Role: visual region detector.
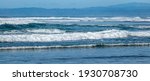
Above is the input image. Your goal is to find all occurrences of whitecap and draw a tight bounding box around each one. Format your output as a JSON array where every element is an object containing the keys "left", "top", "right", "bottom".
[
  {"left": 1, "top": 29, "right": 150, "bottom": 42},
  {"left": 1, "top": 17, "right": 150, "bottom": 25}
]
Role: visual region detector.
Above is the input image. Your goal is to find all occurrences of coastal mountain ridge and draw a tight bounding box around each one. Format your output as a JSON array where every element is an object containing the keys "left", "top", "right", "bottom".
[{"left": 0, "top": 2, "right": 150, "bottom": 16}]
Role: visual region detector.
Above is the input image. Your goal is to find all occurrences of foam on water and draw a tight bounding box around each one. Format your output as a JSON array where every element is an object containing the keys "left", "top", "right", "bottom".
[
  {"left": 2, "top": 29, "right": 66, "bottom": 34},
  {"left": 134, "top": 26, "right": 150, "bottom": 28},
  {"left": 0, "top": 43, "right": 150, "bottom": 50},
  {"left": 130, "top": 31, "right": 150, "bottom": 37},
  {"left": 101, "top": 17, "right": 150, "bottom": 22},
  {"left": 0, "top": 29, "right": 150, "bottom": 42},
  {"left": 26, "top": 29, "right": 65, "bottom": 34},
  {"left": 0, "top": 17, "right": 97, "bottom": 25},
  {"left": 1, "top": 17, "right": 150, "bottom": 25}
]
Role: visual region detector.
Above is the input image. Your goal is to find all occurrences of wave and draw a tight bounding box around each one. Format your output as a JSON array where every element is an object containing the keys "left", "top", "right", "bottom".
[
  {"left": 100, "top": 17, "right": 150, "bottom": 22},
  {"left": 0, "top": 23, "right": 119, "bottom": 30},
  {"left": 2, "top": 29, "right": 66, "bottom": 34},
  {"left": 0, "top": 43, "right": 150, "bottom": 50},
  {"left": 26, "top": 29, "right": 65, "bottom": 34},
  {"left": 1, "top": 23, "right": 150, "bottom": 32},
  {"left": 1, "top": 17, "right": 150, "bottom": 25},
  {"left": 0, "top": 17, "right": 97, "bottom": 25},
  {"left": 0, "top": 29, "right": 150, "bottom": 42},
  {"left": 132, "top": 25, "right": 150, "bottom": 29}
]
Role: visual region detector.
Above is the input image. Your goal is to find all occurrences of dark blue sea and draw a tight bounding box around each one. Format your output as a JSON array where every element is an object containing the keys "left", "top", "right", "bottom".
[{"left": 0, "top": 17, "right": 150, "bottom": 64}]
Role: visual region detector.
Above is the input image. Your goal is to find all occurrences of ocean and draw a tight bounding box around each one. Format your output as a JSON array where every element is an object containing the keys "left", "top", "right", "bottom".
[{"left": 0, "top": 17, "right": 150, "bottom": 64}]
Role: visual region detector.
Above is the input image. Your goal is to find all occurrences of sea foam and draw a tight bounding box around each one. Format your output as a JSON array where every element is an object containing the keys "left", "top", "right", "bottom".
[
  {"left": 1, "top": 17, "right": 150, "bottom": 25},
  {"left": 0, "top": 29, "right": 150, "bottom": 42}
]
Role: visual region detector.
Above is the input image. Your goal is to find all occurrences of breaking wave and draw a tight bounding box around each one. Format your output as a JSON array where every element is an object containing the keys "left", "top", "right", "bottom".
[
  {"left": 0, "top": 43, "right": 150, "bottom": 50},
  {"left": 0, "top": 16, "right": 150, "bottom": 50},
  {"left": 2, "top": 29, "right": 65, "bottom": 34},
  {"left": 0, "top": 29, "right": 150, "bottom": 42},
  {"left": 1, "top": 17, "right": 150, "bottom": 25}
]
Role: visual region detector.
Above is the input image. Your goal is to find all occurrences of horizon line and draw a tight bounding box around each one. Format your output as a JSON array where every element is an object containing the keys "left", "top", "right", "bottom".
[{"left": 0, "top": 2, "right": 150, "bottom": 9}]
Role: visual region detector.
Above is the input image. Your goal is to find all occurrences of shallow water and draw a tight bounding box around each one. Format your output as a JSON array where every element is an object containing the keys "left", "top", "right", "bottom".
[{"left": 0, "top": 46, "right": 150, "bottom": 64}]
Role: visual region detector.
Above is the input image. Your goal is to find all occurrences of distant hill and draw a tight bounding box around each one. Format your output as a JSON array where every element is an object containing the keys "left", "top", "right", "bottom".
[{"left": 0, "top": 2, "right": 150, "bottom": 17}]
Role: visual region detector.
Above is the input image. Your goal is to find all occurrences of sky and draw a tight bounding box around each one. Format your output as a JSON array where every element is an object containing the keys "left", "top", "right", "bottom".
[{"left": 0, "top": 0, "right": 150, "bottom": 8}]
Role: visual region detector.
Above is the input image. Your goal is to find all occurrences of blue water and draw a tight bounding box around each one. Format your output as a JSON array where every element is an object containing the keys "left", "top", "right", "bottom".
[
  {"left": 0, "top": 46, "right": 150, "bottom": 64},
  {"left": 0, "top": 17, "right": 150, "bottom": 64}
]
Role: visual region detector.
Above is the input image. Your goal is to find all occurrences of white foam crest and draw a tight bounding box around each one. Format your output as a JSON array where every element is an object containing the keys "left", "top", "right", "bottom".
[
  {"left": 1, "top": 17, "right": 150, "bottom": 25},
  {"left": 130, "top": 31, "right": 150, "bottom": 37},
  {"left": 100, "top": 17, "right": 150, "bottom": 22},
  {"left": 0, "top": 45, "right": 96, "bottom": 50},
  {"left": 0, "top": 17, "right": 97, "bottom": 25},
  {"left": 0, "top": 29, "right": 127, "bottom": 42},
  {"left": 1, "top": 43, "right": 150, "bottom": 50},
  {"left": 0, "top": 18, "right": 42, "bottom": 24},
  {"left": 3, "top": 29, "right": 66, "bottom": 34},
  {"left": 135, "top": 26, "right": 150, "bottom": 28},
  {"left": 26, "top": 29, "right": 65, "bottom": 34},
  {"left": 3, "top": 30, "right": 23, "bottom": 34},
  {"left": 126, "top": 25, "right": 150, "bottom": 29},
  {"left": 0, "top": 29, "right": 150, "bottom": 42}
]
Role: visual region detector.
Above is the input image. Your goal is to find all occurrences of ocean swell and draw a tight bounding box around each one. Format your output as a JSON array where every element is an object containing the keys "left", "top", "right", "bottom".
[
  {"left": 0, "top": 29, "right": 150, "bottom": 42},
  {"left": 1, "top": 17, "right": 150, "bottom": 25}
]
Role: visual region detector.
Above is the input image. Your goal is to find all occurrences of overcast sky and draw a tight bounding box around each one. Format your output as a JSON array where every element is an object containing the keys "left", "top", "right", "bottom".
[{"left": 0, "top": 0, "right": 150, "bottom": 8}]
